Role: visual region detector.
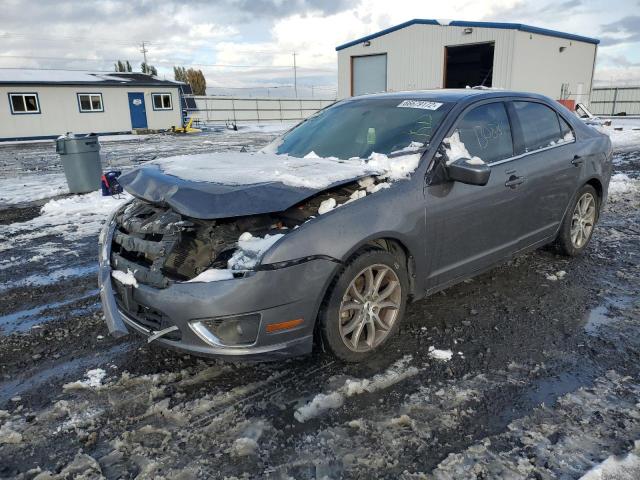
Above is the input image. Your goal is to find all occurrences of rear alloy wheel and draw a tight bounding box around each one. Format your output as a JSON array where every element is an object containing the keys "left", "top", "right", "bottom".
[
  {"left": 320, "top": 249, "right": 408, "bottom": 362},
  {"left": 570, "top": 192, "right": 596, "bottom": 249},
  {"left": 556, "top": 184, "right": 599, "bottom": 256}
]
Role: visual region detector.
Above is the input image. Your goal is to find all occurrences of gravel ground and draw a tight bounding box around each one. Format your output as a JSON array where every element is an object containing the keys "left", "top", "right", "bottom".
[{"left": 0, "top": 126, "right": 638, "bottom": 479}]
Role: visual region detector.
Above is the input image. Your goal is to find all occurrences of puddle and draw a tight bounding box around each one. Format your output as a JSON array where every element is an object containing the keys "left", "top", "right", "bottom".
[
  {"left": 0, "top": 289, "right": 99, "bottom": 335},
  {"left": 496, "top": 370, "right": 595, "bottom": 427},
  {"left": 0, "top": 264, "right": 97, "bottom": 293},
  {"left": 0, "top": 342, "right": 132, "bottom": 406},
  {"left": 584, "top": 296, "right": 631, "bottom": 336}
]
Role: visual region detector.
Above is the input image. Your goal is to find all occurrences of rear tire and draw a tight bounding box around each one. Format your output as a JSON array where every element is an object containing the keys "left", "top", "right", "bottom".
[
  {"left": 556, "top": 184, "right": 599, "bottom": 256},
  {"left": 319, "top": 249, "right": 408, "bottom": 362}
]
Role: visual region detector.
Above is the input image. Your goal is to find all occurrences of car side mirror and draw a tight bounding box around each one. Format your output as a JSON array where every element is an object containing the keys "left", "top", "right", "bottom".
[{"left": 446, "top": 158, "right": 491, "bottom": 186}]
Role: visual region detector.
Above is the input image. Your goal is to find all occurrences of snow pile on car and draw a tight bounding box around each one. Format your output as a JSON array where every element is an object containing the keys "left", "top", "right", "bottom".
[
  {"left": 152, "top": 152, "right": 378, "bottom": 189},
  {"left": 151, "top": 150, "right": 422, "bottom": 190},
  {"left": 443, "top": 131, "right": 485, "bottom": 165},
  {"left": 185, "top": 232, "right": 284, "bottom": 283}
]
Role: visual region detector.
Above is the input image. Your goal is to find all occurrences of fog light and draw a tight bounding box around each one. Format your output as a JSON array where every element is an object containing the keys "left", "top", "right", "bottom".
[
  {"left": 191, "top": 314, "right": 261, "bottom": 346},
  {"left": 265, "top": 318, "right": 304, "bottom": 333}
]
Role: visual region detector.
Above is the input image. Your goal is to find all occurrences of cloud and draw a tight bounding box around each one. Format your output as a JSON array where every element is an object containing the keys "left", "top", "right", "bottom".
[
  {"left": 0, "top": 0, "right": 638, "bottom": 92},
  {"left": 599, "top": 15, "right": 640, "bottom": 45}
]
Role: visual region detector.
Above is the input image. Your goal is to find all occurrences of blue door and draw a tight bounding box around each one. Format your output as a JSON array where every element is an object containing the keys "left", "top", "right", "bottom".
[{"left": 127, "top": 92, "right": 148, "bottom": 129}]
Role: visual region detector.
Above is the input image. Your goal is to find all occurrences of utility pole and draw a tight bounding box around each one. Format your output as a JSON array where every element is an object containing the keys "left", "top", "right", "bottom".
[
  {"left": 140, "top": 41, "right": 148, "bottom": 71},
  {"left": 293, "top": 52, "right": 298, "bottom": 98}
]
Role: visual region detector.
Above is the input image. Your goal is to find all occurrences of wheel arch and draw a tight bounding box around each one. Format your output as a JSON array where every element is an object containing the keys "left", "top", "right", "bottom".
[
  {"left": 342, "top": 234, "right": 418, "bottom": 300},
  {"left": 584, "top": 177, "right": 604, "bottom": 221}
]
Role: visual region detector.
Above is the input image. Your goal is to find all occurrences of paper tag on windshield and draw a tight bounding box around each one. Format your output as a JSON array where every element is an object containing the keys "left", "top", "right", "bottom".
[{"left": 397, "top": 100, "right": 443, "bottom": 110}]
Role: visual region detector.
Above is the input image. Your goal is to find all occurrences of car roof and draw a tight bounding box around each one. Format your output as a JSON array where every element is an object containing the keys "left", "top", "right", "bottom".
[{"left": 343, "top": 89, "right": 552, "bottom": 105}]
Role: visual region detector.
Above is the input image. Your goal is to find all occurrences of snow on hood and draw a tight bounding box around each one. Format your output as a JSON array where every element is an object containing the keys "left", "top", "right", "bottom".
[
  {"left": 118, "top": 151, "right": 422, "bottom": 219},
  {"left": 152, "top": 152, "right": 379, "bottom": 190}
]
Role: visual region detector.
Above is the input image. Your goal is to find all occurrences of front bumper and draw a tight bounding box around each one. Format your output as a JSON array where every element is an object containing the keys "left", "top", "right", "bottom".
[{"left": 98, "top": 222, "right": 338, "bottom": 360}]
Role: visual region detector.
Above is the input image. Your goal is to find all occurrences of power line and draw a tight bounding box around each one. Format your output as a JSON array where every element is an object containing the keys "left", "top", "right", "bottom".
[{"left": 0, "top": 54, "right": 336, "bottom": 72}]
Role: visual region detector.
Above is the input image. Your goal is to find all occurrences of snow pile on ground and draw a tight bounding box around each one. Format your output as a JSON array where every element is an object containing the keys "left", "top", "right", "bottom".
[
  {"left": 428, "top": 346, "right": 454, "bottom": 361},
  {"left": 0, "top": 191, "right": 131, "bottom": 247},
  {"left": 545, "top": 270, "right": 567, "bottom": 282},
  {"left": 443, "top": 131, "right": 484, "bottom": 165},
  {"left": 111, "top": 269, "right": 138, "bottom": 288},
  {"left": 0, "top": 173, "right": 68, "bottom": 206},
  {"left": 580, "top": 442, "right": 640, "bottom": 480},
  {"left": 294, "top": 355, "right": 418, "bottom": 422},
  {"left": 609, "top": 173, "right": 639, "bottom": 197},
  {"left": 62, "top": 368, "right": 107, "bottom": 390},
  {"left": 595, "top": 120, "right": 640, "bottom": 152},
  {"left": 431, "top": 371, "right": 640, "bottom": 479},
  {"left": 0, "top": 191, "right": 130, "bottom": 260},
  {"left": 235, "top": 121, "right": 297, "bottom": 134}
]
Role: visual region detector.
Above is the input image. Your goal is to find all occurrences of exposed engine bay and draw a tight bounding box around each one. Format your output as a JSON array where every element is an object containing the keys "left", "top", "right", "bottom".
[{"left": 110, "top": 180, "right": 366, "bottom": 288}]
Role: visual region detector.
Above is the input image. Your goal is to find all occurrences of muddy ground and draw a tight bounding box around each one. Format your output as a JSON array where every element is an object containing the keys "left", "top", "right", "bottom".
[{"left": 0, "top": 129, "right": 639, "bottom": 479}]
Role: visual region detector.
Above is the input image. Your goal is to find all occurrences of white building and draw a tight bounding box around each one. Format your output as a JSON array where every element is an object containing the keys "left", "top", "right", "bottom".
[
  {"left": 336, "top": 20, "right": 599, "bottom": 105},
  {"left": 0, "top": 69, "right": 183, "bottom": 141}
]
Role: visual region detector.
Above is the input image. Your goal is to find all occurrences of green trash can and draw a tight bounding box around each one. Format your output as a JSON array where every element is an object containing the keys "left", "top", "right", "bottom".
[{"left": 56, "top": 133, "right": 103, "bottom": 194}]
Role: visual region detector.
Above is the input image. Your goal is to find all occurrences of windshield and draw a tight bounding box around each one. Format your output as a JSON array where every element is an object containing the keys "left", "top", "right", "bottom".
[{"left": 270, "top": 97, "right": 452, "bottom": 159}]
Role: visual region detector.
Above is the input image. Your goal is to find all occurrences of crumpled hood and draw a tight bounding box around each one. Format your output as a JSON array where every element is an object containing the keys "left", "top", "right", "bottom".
[{"left": 118, "top": 152, "right": 380, "bottom": 219}]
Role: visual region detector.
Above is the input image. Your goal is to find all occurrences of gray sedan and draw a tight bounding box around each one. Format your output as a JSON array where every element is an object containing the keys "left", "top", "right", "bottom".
[{"left": 99, "top": 89, "right": 612, "bottom": 362}]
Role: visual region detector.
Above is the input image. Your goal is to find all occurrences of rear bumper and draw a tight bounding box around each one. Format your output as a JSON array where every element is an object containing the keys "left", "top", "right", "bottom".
[{"left": 98, "top": 222, "right": 338, "bottom": 360}]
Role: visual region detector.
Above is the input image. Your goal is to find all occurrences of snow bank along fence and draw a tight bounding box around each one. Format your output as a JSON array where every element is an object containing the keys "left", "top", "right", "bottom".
[
  {"left": 185, "top": 96, "right": 335, "bottom": 125},
  {"left": 590, "top": 87, "right": 640, "bottom": 116}
]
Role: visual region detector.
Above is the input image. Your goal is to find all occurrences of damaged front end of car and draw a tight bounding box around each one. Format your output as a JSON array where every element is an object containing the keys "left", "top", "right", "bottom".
[{"left": 98, "top": 178, "right": 372, "bottom": 359}]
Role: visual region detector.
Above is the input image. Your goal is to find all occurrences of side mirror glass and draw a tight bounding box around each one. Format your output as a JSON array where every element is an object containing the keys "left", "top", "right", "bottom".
[{"left": 446, "top": 158, "right": 491, "bottom": 186}]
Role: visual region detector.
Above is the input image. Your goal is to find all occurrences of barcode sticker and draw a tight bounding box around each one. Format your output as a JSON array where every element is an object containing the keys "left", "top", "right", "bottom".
[{"left": 397, "top": 100, "right": 443, "bottom": 110}]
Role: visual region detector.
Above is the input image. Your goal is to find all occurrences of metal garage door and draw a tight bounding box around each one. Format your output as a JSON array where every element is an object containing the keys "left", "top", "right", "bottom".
[{"left": 352, "top": 54, "right": 387, "bottom": 96}]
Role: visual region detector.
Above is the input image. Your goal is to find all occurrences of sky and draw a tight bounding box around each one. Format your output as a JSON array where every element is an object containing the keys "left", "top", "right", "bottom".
[{"left": 0, "top": 0, "right": 639, "bottom": 97}]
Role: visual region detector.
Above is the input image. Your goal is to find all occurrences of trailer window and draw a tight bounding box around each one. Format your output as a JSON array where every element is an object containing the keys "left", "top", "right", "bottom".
[
  {"left": 152, "top": 93, "right": 172, "bottom": 110},
  {"left": 78, "top": 93, "right": 104, "bottom": 112},
  {"left": 9, "top": 93, "right": 40, "bottom": 114}
]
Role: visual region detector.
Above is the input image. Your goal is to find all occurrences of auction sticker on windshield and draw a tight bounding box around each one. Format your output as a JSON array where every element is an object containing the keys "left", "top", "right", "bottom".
[{"left": 397, "top": 100, "right": 443, "bottom": 110}]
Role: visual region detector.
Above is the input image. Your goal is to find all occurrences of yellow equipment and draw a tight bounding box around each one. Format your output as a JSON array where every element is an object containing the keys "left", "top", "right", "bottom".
[{"left": 172, "top": 116, "right": 202, "bottom": 134}]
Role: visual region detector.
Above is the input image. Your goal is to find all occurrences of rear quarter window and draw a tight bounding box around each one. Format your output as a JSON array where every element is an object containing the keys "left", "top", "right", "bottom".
[{"left": 513, "top": 101, "right": 567, "bottom": 152}]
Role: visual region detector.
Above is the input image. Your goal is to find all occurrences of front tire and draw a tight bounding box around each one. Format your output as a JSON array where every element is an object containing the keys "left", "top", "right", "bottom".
[
  {"left": 319, "top": 249, "right": 408, "bottom": 362},
  {"left": 556, "top": 184, "right": 599, "bottom": 256}
]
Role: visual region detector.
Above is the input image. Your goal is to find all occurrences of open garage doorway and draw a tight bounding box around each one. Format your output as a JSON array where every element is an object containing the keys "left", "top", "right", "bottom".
[{"left": 444, "top": 42, "right": 494, "bottom": 88}]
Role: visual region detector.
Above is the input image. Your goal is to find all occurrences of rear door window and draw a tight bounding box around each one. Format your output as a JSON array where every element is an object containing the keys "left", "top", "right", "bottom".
[
  {"left": 452, "top": 102, "right": 513, "bottom": 164},
  {"left": 512, "top": 101, "right": 565, "bottom": 152}
]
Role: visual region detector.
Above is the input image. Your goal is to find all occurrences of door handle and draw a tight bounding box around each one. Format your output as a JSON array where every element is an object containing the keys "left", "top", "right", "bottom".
[
  {"left": 505, "top": 176, "right": 525, "bottom": 188},
  {"left": 571, "top": 155, "right": 583, "bottom": 166}
]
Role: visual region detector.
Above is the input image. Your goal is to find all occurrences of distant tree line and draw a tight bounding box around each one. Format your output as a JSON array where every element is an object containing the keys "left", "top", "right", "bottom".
[
  {"left": 173, "top": 66, "right": 207, "bottom": 95},
  {"left": 114, "top": 60, "right": 132, "bottom": 72},
  {"left": 114, "top": 59, "right": 158, "bottom": 76}
]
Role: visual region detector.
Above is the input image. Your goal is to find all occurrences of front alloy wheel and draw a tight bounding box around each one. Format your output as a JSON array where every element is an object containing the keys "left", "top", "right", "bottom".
[
  {"left": 338, "top": 264, "right": 402, "bottom": 352},
  {"left": 319, "top": 249, "right": 408, "bottom": 362}
]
